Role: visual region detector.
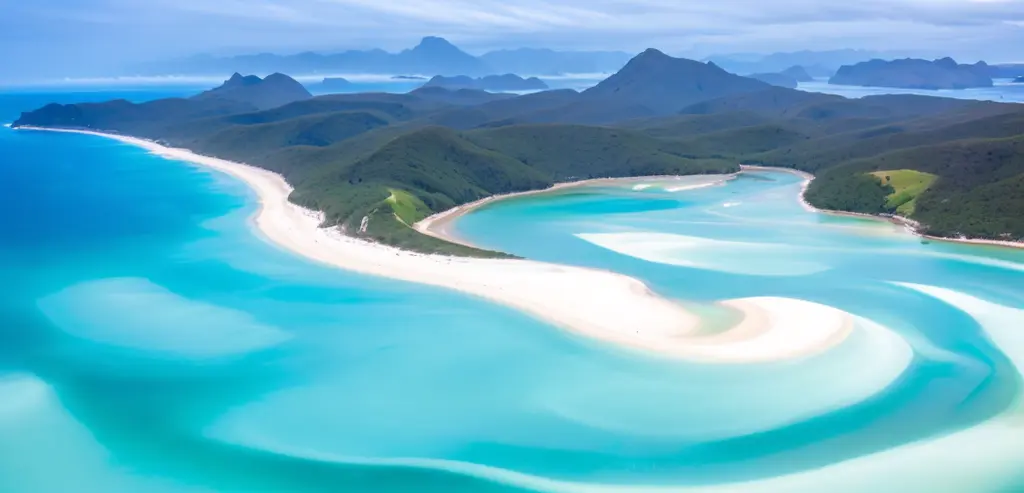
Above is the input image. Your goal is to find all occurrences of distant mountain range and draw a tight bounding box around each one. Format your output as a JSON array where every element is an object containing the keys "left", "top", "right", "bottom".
[
  {"left": 132, "top": 37, "right": 632, "bottom": 78},
  {"left": 706, "top": 50, "right": 900, "bottom": 77},
  {"left": 830, "top": 58, "right": 993, "bottom": 90},
  {"left": 423, "top": 74, "right": 548, "bottom": 92},
  {"left": 478, "top": 49, "right": 633, "bottom": 75}
]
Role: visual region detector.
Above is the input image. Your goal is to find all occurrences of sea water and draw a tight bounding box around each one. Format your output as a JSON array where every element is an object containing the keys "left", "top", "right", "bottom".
[
  {"left": 2, "top": 89, "right": 1024, "bottom": 492},
  {"left": 798, "top": 77, "right": 1024, "bottom": 103}
]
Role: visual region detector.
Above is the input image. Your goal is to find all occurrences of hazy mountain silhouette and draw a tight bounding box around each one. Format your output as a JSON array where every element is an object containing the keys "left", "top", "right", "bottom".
[
  {"left": 479, "top": 48, "right": 631, "bottom": 75},
  {"left": 781, "top": 66, "right": 814, "bottom": 82},
  {"left": 707, "top": 49, "right": 901, "bottom": 75},
  {"left": 134, "top": 38, "right": 630, "bottom": 77},
  {"left": 194, "top": 73, "right": 312, "bottom": 109},
  {"left": 423, "top": 74, "right": 548, "bottom": 91}
]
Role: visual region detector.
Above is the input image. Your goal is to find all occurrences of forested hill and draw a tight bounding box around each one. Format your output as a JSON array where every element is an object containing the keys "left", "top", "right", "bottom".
[{"left": 14, "top": 50, "right": 1024, "bottom": 251}]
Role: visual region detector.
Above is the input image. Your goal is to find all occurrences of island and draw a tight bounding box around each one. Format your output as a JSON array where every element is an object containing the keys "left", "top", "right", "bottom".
[
  {"left": 781, "top": 65, "right": 814, "bottom": 82},
  {"left": 14, "top": 49, "right": 1024, "bottom": 252},
  {"left": 1014, "top": 76, "right": 1024, "bottom": 83},
  {"left": 318, "top": 77, "right": 353, "bottom": 92},
  {"left": 422, "top": 74, "right": 549, "bottom": 92},
  {"left": 829, "top": 57, "right": 993, "bottom": 90}
]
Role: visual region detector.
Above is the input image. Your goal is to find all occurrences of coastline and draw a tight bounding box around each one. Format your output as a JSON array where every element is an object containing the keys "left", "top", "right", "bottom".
[
  {"left": 17, "top": 126, "right": 853, "bottom": 363},
  {"left": 416, "top": 174, "right": 733, "bottom": 249},
  {"left": 740, "top": 164, "right": 1024, "bottom": 250}
]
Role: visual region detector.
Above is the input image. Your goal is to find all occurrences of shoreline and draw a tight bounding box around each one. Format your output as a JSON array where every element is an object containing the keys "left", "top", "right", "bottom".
[
  {"left": 416, "top": 174, "right": 734, "bottom": 248},
  {"left": 740, "top": 164, "right": 1024, "bottom": 250},
  {"left": 17, "top": 126, "right": 852, "bottom": 363}
]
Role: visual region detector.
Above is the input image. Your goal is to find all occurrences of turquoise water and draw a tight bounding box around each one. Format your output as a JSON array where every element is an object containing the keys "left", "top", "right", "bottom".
[
  {"left": 798, "top": 77, "right": 1024, "bottom": 103},
  {"left": 2, "top": 91, "right": 1024, "bottom": 492}
]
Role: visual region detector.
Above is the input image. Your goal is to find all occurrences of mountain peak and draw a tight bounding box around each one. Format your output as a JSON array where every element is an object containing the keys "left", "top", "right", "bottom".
[
  {"left": 224, "top": 72, "right": 262, "bottom": 88},
  {"left": 637, "top": 48, "right": 669, "bottom": 59},
  {"left": 196, "top": 72, "right": 311, "bottom": 110},
  {"left": 582, "top": 49, "right": 771, "bottom": 113},
  {"left": 414, "top": 36, "right": 459, "bottom": 52},
  {"left": 398, "top": 36, "right": 490, "bottom": 76}
]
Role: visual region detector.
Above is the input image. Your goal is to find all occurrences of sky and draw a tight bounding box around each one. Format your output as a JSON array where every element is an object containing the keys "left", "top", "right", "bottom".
[{"left": 2, "top": 0, "right": 1024, "bottom": 82}]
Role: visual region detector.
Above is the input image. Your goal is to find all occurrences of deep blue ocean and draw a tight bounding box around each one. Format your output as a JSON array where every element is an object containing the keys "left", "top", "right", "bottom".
[{"left": 1, "top": 88, "right": 1023, "bottom": 492}]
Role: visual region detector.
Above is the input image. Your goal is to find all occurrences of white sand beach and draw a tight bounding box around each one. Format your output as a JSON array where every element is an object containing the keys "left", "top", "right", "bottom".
[
  {"left": 20, "top": 127, "right": 864, "bottom": 363},
  {"left": 415, "top": 174, "right": 732, "bottom": 248}
]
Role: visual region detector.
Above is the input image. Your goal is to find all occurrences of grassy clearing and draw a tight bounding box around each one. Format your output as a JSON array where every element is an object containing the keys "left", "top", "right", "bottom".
[
  {"left": 385, "top": 188, "right": 432, "bottom": 225},
  {"left": 374, "top": 188, "right": 512, "bottom": 258},
  {"left": 871, "top": 169, "right": 938, "bottom": 215}
]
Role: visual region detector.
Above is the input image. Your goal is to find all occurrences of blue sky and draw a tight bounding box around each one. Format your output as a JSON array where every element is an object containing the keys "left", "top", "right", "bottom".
[{"left": 3, "top": 0, "right": 1024, "bottom": 81}]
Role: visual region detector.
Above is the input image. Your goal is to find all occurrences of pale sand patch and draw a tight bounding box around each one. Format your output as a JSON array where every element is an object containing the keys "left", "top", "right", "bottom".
[
  {"left": 209, "top": 287, "right": 1023, "bottom": 493},
  {"left": 21, "top": 127, "right": 857, "bottom": 362},
  {"left": 664, "top": 182, "right": 719, "bottom": 192}
]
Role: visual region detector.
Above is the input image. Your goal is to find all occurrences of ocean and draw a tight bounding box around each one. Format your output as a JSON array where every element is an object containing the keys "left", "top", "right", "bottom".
[
  {"left": 798, "top": 77, "right": 1024, "bottom": 103},
  {"left": 1, "top": 88, "right": 1023, "bottom": 492}
]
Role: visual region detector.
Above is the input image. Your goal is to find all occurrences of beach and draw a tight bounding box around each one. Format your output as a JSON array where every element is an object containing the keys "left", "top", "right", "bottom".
[
  {"left": 739, "top": 164, "right": 1024, "bottom": 250},
  {"left": 18, "top": 127, "right": 857, "bottom": 363},
  {"left": 416, "top": 174, "right": 732, "bottom": 249}
]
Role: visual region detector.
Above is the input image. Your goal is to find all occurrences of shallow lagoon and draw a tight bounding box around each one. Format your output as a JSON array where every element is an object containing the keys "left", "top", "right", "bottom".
[{"left": 2, "top": 92, "right": 1024, "bottom": 492}]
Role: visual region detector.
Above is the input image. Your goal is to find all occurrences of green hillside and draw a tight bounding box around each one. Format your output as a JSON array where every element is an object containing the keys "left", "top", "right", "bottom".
[
  {"left": 805, "top": 135, "right": 1024, "bottom": 239},
  {"left": 465, "top": 125, "right": 738, "bottom": 179},
  {"left": 870, "top": 169, "right": 937, "bottom": 215}
]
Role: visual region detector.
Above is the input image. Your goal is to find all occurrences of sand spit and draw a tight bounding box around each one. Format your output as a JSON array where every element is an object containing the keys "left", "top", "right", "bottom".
[{"left": 20, "top": 127, "right": 860, "bottom": 362}]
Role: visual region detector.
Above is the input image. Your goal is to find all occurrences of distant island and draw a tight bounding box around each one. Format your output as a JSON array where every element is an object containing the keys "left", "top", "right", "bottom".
[
  {"left": 422, "top": 74, "right": 548, "bottom": 92},
  {"left": 1014, "top": 76, "right": 1024, "bottom": 83},
  {"left": 829, "top": 57, "right": 993, "bottom": 90},
  {"left": 781, "top": 65, "right": 814, "bottom": 82},
  {"left": 319, "top": 77, "right": 353, "bottom": 92},
  {"left": 392, "top": 75, "right": 426, "bottom": 80},
  {"left": 15, "top": 49, "right": 1024, "bottom": 252}
]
